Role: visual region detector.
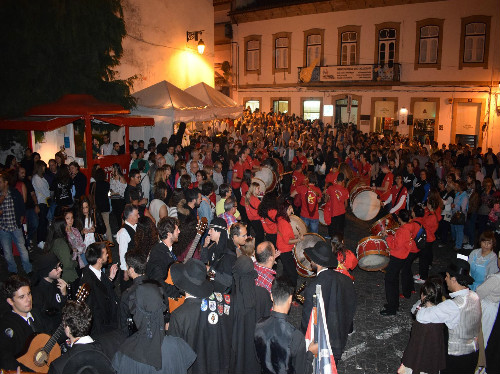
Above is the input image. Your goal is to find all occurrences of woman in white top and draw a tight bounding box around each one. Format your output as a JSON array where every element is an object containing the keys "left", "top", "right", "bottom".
[
  {"left": 110, "top": 163, "right": 127, "bottom": 225},
  {"left": 32, "top": 160, "right": 51, "bottom": 245},
  {"left": 149, "top": 182, "right": 168, "bottom": 225},
  {"left": 476, "top": 250, "right": 500, "bottom": 346}
]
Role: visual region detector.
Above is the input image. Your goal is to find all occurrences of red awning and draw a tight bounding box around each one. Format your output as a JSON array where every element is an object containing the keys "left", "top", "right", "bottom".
[{"left": 0, "top": 116, "right": 82, "bottom": 131}]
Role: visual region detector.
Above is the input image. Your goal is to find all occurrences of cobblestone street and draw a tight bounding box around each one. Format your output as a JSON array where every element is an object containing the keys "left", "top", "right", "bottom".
[{"left": 287, "top": 211, "right": 454, "bottom": 374}]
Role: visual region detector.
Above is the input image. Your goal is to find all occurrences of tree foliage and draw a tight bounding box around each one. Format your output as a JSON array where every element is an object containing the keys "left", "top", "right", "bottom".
[{"left": 0, "top": 0, "right": 136, "bottom": 118}]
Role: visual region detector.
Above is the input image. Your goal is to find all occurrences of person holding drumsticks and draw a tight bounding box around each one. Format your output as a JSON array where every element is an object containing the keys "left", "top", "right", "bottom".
[
  {"left": 276, "top": 200, "right": 303, "bottom": 287},
  {"left": 374, "top": 162, "right": 394, "bottom": 217},
  {"left": 380, "top": 209, "right": 420, "bottom": 316}
]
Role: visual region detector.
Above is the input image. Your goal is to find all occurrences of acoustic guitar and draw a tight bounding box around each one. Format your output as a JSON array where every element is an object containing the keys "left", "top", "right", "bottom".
[
  {"left": 165, "top": 217, "right": 208, "bottom": 312},
  {"left": 16, "top": 284, "right": 90, "bottom": 373}
]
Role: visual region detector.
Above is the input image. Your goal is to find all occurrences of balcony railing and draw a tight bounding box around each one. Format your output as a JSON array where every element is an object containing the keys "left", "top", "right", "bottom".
[{"left": 297, "top": 63, "right": 401, "bottom": 83}]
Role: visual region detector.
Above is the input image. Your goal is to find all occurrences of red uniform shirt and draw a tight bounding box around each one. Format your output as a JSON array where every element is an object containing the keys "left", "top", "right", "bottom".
[
  {"left": 378, "top": 172, "right": 394, "bottom": 202},
  {"left": 240, "top": 181, "right": 249, "bottom": 206},
  {"left": 360, "top": 162, "right": 371, "bottom": 183},
  {"left": 325, "top": 171, "right": 339, "bottom": 186},
  {"left": 386, "top": 221, "right": 419, "bottom": 259},
  {"left": 261, "top": 209, "right": 277, "bottom": 234},
  {"left": 327, "top": 183, "right": 349, "bottom": 217},
  {"left": 293, "top": 155, "right": 308, "bottom": 170},
  {"left": 388, "top": 185, "right": 408, "bottom": 215},
  {"left": 335, "top": 249, "right": 358, "bottom": 281},
  {"left": 246, "top": 195, "right": 261, "bottom": 221},
  {"left": 277, "top": 217, "right": 295, "bottom": 253},
  {"left": 296, "top": 184, "right": 322, "bottom": 219},
  {"left": 231, "top": 161, "right": 244, "bottom": 189},
  {"left": 243, "top": 156, "right": 253, "bottom": 171},
  {"left": 291, "top": 171, "right": 306, "bottom": 192}
]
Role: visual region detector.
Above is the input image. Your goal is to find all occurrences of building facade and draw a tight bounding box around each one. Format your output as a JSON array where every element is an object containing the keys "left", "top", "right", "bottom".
[{"left": 228, "top": 0, "right": 500, "bottom": 150}]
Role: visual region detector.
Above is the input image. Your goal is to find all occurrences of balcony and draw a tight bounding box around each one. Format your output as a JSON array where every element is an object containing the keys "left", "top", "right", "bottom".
[{"left": 297, "top": 63, "right": 401, "bottom": 84}]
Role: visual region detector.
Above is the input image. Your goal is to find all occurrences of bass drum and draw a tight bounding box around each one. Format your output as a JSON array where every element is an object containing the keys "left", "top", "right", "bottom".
[
  {"left": 319, "top": 204, "right": 326, "bottom": 226},
  {"left": 356, "top": 236, "right": 390, "bottom": 271},
  {"left": 290, "top": 214, "right": 307, "bottom": 237},
  {"left": 293, "top": 233, "right": 325, "bottom": 277},
  {"left": 350, "top": 185, "right": 380, "bottom": 221},
  {"left": 371, "top": 214, "right": 399, "bottom": 236},
  {"left": 346, "top": 177, "right": 362, "bottom": 192},
  {"left": 273, "top": 158, "right": 285, "bottom": 176},
  {"left": 254, "top": 167, "right": 278, "bottom": 193}
]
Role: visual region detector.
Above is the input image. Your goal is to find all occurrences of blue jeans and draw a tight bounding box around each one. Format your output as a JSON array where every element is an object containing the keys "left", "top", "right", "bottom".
[
  {"left": 451, "top": 224, "right": 465, "bottom": 250},
  {"left": 301, "top": 216, "right": 319, "bottom": 233},
  {"left": 25, "top": 208, "right": 39, "bottom": 246},
  {"left": 0, "top": 228, "right": 32, "bottom": 273}
]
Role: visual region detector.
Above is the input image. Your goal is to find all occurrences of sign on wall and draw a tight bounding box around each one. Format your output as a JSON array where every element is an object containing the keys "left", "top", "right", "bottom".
[
  {"left": 320, "top": 65, "right": 373, "bottom": 81},
  {"left": 456, "top": 103, "right": 480, "bottom": 136},
  {"left": 323, "top": 105, "right": 334, "bottom": 116}
]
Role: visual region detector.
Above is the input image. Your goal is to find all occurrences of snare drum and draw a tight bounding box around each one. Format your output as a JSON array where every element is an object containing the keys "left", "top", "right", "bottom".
[
  {"left": 371, "top": 214, "right": 399, "bottom": 236},
  {"left": 293, "top": 233, "right": 325, "bottom": 277},
  {"left": 350, "top": 185, "right": 380, "bottom": 221},
  {"left": 356, "top": 236, "right": 390, "bottom": 271},
  {"left": 290, "top": 214, "right": 307, "bottom": 237}
]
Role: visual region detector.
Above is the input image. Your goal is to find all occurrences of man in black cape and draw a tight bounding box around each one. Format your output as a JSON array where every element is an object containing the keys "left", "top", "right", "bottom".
[
  {"left": 300, "top": 241, "right": 356, "bottom": 363},
  {"left": 168, "top": 259, "right": 232, "bottom": 374},
  {"left": 229, "top": 255, "right": 272, "bottom": 374}
]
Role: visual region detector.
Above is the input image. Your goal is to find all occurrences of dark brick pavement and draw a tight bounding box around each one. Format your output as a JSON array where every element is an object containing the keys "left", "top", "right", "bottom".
[{"left": 287, "top": 211, "right": 454, "bottom": 374}]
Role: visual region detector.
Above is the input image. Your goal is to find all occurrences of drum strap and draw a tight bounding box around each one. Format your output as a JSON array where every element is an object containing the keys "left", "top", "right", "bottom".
[{"left": 394, "top": 186, "right": 404, "bottom": 206}]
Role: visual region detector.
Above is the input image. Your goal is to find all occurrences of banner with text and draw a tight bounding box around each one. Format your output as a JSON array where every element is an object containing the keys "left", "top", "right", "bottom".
[{"left": 320, "top": 65, "right": 373, "bottom": 81}]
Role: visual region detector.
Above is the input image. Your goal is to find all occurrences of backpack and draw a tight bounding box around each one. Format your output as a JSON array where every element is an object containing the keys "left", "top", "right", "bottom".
[{"left": 414, "top": 221, "right": 427, "bottom": 250}]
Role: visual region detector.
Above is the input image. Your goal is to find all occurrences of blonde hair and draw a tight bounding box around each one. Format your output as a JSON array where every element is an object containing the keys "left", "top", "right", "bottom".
[
  {"left": 245, "top": 182, "right": 260, "bottom": 206},
  {"left": 154, "top": 166, "right": 167, "bottom": 185}
]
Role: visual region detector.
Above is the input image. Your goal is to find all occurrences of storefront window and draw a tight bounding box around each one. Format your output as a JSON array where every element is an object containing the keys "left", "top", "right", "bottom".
[
  {"left": 245, "top": 100, "right": 260, "bottom": 113},
  {"left": 303, "top": 100, "right": 321, "bottom": 121}
]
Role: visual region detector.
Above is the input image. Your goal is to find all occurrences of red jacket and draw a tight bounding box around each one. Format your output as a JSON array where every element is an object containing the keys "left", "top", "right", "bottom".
[
  {"left": 386, "top": 221, "right": 419, "bottom": 259},
  {"left": 422, "top": 206, "right": 442, "bottom": 242}
]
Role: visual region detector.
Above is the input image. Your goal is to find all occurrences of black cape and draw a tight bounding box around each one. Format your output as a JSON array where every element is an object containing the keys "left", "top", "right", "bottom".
[{"left": 300, "top": 269, "right": 356, "bottom": 361}]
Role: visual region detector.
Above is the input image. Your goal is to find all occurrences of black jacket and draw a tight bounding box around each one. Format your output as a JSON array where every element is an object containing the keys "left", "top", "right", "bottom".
[
  {"left": 255, "top": 311, "right": 313, "bottom": 374},
  {"left": 300, "top": 269, "right": 356, "bottom": 361},
  {"left": 146, "top": 241, "right": 180, "bottom": 300},
  {"left": 81, "top": 266, "right": 118, "bottom": 336},
  {"left": 31, "top": 278, "right": 67, "bottom": 335},
  {"left": 0, "top": 310, "right": 45, "bottom": 370}
]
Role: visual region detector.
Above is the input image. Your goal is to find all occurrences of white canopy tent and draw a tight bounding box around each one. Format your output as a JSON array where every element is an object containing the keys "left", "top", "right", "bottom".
[
  {"left": 185, "top": 82, "right": 244, "bottom": 119},
  {"left": 129, "top": 80, "right": 211, "bottom": 141}
]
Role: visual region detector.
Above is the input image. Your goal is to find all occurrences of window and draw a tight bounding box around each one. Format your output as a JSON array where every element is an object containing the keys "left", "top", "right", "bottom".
[
  {"left": 414, "top": 19, "right": 444, "bottom": 70},
  {"left": 419, "top": 26, "right": 439, "bottom": 64},
  {"left": 464, "top": 23, "right": 486, "bottom": 63},
  {"left": 303, "top": 29, "right": 324, "bottom": 67},
  {"left": 307, "top": 35, "right": 321, "bottom": 66},
  {"left": 244, "top": 35, "right": 262, "bottom": 74},
  {"left": 245, "top": 100, "right": 260, "bottom": 113},
  {"left": 303, "top": 100, "right": 321, "bottom": 121},
  {"left": 273, "top": 100, "right": 289, "bottom": 114},
  {"left": 273, "top": 32, "right": 291, "bottom": 73},
  {"left": 341, "top": 32, "right": 357, "bottom": 65},
  {"left": 459, "top": 16, "right": 491, "bottom": 69},
  {"left": 378, "top": 28, "right": 396, "bottom": 66}
]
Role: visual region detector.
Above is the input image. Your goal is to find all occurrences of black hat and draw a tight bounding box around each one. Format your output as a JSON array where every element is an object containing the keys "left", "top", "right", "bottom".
[
  {"left": 209, "top": 217, "right": 228, "bottom": 232},
  {"left": 170, "top": 259, "right": 214, "bottom": 298},
  {"left": 34, "top": 253, "right": 59, "bottom": 277},
  {"left": 305, "top": 241, "right": 338, "bottom": 268},
  {"left": 446, "top": 258, "right": 474, "bottom": 286}
]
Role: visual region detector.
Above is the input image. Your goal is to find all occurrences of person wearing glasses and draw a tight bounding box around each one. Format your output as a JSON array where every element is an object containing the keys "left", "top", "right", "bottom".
[{"left": 32, "top": 252, "right": 68, "bottom": 334}]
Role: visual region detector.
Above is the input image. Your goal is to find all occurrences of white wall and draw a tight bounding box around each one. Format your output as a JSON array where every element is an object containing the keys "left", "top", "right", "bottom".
[{"left": 117, "top": 0, "right": 215, "bottom": 91}]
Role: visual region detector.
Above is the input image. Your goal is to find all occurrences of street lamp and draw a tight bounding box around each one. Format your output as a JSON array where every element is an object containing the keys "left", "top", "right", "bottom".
[{"left": 187, "top": 30, "right": 205, "bottom": 54}]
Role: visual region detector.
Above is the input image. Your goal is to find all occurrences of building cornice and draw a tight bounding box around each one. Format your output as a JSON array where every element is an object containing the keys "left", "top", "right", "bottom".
[{"left": 230, "top": 0, "right": 446, "bottom": 24}]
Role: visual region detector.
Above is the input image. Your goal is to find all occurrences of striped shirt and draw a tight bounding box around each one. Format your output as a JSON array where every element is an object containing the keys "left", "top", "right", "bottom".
[{"left": 0, "top": 192, "right": 17, "bottom": 232}]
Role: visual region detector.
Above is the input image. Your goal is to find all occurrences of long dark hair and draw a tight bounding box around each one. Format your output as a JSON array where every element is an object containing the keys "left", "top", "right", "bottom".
[
  {"left": 44, "top": 217, "right": 70, "bottom": 252},
  {"left": 242, "top": 169, "right": 252, "bottom": 187},
  {"left": 75, "top": 196, "right": 95, "bottom": 232},
  {"left": 276, "top": 199, "right": 291, "bottom": 222},
  {"left": 420, "top": 275, "right": 447, "bottom": 305},
  {"left": 134, "top": 216, "right": 159, "bottom": 257},
  {"left": 331, "top": 234, "right": 346, "bottom": 263},
  {"left": 55, "top": 165, "right": 71, "bottom": 185}
]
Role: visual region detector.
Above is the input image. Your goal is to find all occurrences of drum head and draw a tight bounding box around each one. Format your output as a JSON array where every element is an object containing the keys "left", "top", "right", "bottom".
[
  {"left": 290, "top": 215, "right": 307, "bottom": 237},
  {"left": 294, "top": 233, "right": 325, "bottom": 275},
  {"left": 255, "top": 168, "right": 277, "bottom": 192},
  {"left": 351, "top": 189, "right": 380, "bottom": 221}
]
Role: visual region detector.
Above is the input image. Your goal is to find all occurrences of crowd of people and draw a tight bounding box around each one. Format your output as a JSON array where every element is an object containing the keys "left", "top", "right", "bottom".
[{"left": 0, "top": 108, "right": 499, "bottom": 373}]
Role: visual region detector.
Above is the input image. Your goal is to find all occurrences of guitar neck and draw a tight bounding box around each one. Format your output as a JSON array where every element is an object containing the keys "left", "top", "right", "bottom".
[
  {"left": 183, "top": 233, "right": 202, "bottom": 263},
  {"left": 42, "top": 323, "right": 65, "bottom": 353}
]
